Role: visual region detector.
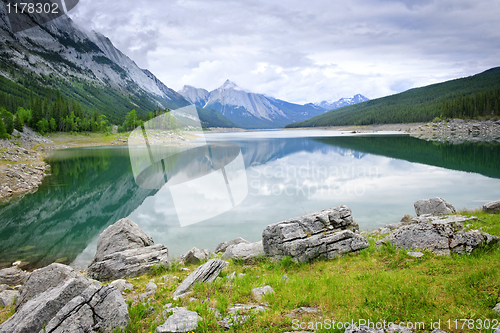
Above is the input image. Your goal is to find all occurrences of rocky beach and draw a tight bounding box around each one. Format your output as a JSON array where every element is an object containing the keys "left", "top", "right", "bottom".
[{"left": 1, "top": 197, "right": 499, "bottom": 333}]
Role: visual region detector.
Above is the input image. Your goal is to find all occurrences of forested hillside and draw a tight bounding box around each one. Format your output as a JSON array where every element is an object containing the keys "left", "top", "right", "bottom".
[{"left": 286, "top": 67, "right": 500, "bottom": 128}]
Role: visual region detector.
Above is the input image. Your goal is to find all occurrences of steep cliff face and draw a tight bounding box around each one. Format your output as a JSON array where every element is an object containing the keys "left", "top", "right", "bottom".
[{"left": 0, "top": 4, "right": 190, "bottom": 123}]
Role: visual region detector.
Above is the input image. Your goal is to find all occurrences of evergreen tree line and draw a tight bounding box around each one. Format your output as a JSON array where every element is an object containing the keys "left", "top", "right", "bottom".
[
  {"left": 118, "top": 107, "right": 176, "bottom": 133},
  {"left": 441, "top": 88, "right": 500, "bottom": 119},
  {"left": 0, "top": 90, "right": 110, "bottom": 138}
]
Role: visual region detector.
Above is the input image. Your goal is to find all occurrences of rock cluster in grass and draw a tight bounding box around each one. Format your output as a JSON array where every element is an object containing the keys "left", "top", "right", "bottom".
[
  {"left": 0, "top": 263, "right": 128, "bottom": 333},
  {"left": 262, "top": 205, "right": 369, "bottom": 262},
  {"left": 375, "top": 197, "right": 499, "bottom": 255}
]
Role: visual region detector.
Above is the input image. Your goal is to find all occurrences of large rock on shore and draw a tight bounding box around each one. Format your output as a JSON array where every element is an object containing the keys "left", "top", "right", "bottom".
[
  {"left": 15, "top": 263, "right": 84, "bottom": 308},
  {"left": 87, "top": 244, "right": 169, "bottom": 281},
  {"left": 262, "top": 205, "right": 368, "bottom": 262},
  {"left": 40, "top": 284, "right": 129, "bottom": 333},
  {"left": 87, "top": 218, "right": 170, "bottom": 281},
  {"left": 483, "top": 199, "right": 500, "bottom": 213},
  {"left": 0, "top": 266, "right": 28, "bottom": 286},
  {"left": 0, "top": 277, "right": 94, "bottom": 333},
  {"left": 215, "top": 237, "right": 250, "bottom": 253},
  {"left": 92, "top": 218, "right": 154, "bottom": 263},
  {"left": 172, "top": 259, "right": 226, "bottom": 299},
  {"left": 180, "top": 247, "right": 209, "bottom": 265},
  {"left": 221, "top": 241, "right": 264, "bottom": 261},
  {"left": 414, "top": 197, "right": 456, "bottom": 216},
  {"left": 382, "top": 214, "right": 499, "bottom": 255}
]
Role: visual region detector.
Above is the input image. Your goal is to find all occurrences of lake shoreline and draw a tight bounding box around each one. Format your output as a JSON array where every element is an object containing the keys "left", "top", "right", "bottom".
[{"left": 1, "top": 119, "right": 499, "bottom": 203}]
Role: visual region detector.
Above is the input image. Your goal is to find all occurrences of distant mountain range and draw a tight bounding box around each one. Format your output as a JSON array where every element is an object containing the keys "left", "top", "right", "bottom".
[
  {"left": 313, "top": 94, "right": 369, "bottom": 110},
  {"left": 179, "top": 80, "right": 368, "bottom": 129},
  {"left": 0, "top": 3, "right": 369, "bottom": 129},
  {"left": 287, "top": 67, "right": 500, "bottom": 128}
]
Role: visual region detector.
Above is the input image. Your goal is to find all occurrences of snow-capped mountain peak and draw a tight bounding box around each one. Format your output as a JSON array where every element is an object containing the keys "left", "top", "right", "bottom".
[{"left": 315, "top": 94, "right": 369, "bottom": 111}]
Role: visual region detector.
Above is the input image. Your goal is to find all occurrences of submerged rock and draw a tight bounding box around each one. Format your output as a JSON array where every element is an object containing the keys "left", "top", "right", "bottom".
[
  {"left": 172, "top": 260, "right": 226, "bottom": 299},
  {"left": 262, "top": 205, "right": 368, "bottom": 262},
  {"left": 414, "top": 197, "right": 456, "bottom": 216},
  {"left": 222, "top": 241, "right": 264, "bottom": 261}
]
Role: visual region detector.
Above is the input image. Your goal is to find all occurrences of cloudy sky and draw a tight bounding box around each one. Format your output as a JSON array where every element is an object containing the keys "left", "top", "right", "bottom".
[{"left": 68, "top": 0, "right": 500, "bottom": 104}]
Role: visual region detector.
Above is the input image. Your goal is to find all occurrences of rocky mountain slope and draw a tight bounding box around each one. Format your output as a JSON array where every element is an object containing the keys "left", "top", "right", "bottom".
[{"left": 0, "top": 4, "right": 236, "bottom": 127}]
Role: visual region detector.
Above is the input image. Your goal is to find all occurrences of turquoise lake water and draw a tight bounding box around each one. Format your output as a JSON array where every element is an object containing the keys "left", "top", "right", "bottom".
[{"left": 1, "top": 130, "right": 499, "bottom": 269}]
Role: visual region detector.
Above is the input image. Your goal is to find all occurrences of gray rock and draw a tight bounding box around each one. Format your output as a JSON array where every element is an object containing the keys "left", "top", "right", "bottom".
[
  {"left": 0, "top": 290, "right": 19, "bottom": 307},
  {"left": 414, "top": 197, "right": 456, "bottom": 216},
  {"left": 146, "top": 282, "right": 158, "bottom": 291},
  {"left": 227, "top": 271, "right": 236, "bottom": 280},
  {"left": 222, "top": 241, "right": 264, "bottom": 261},
  {"left": 228, "top": 303, "right": 268, "bottom": 315},
  {"left": 16, "top": 263, "right": 84, "bottom": 308},
  {"left": 263, "top": 205, "right": 368, "bottom": 262},
  {"left": 483, "top": 199, "right": 500, "bottom": 213},
  {"left": 251, "top": 285, "right": 274, "bottom": 301},
  {"left": 109, "top": 279, "right": 134, "bottom": 292},
  {"left": 140, "top": 290, "right": 156, "bottom": 302},
  {"left": 493, "top": 302, "right": 500, "bottom": 313},
  {"left": 386, "top": 323, "right": 413, "bottom": 333},
  {"left": 39, "top": 284, "right": 129, "bottom": 333},
  {"left": 180, "top": 247, "right": 209, "bottom": 265},
  {"left": 345, "top": 325, "right": 383, "bottom": 333},
  {"left": 0, "top": 284, "right": 13, "bottom": 293},
  {"left": 92, "top": 218, "right": 154, "bottom": 263},
  {"left": 87, "top": 244, "right": 169, "bottom": 281},
  {"left": 172, "top": 260, "right": 226, "bottom": 299},
  {"left": 383, "top": 215, "right": 498, "bottom": 255},
  {"left": 400, "top": 214, "right": 413, "bottom": 223},
  {"left": 285, "top": 307, "right": 321, "bottom": 318},
  {"left": 215, "top": 237, "right": 250, "bottom": 253},
  {"left": 407, "top": 252, "right": 424, "bottom": 258},
  {"left": 0, "top": 277, "right": 93, "bottom": 333},
  {"left": 218, "top": 315, "right": 250, "bottom": 330},
  {"left": 156, "top": 307, "right": 201, "bottom": 332},
  {"left": 0, "top": 266, "right": 28, "bottom": 286}
]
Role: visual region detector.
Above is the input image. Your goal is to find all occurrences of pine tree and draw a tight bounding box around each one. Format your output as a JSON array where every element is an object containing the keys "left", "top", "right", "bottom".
[{"left": 0, "top": 117, "right": 8, "bottom": 139}]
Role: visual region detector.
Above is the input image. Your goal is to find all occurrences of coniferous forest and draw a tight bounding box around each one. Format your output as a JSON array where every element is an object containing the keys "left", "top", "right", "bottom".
[{"left": 287, "top": 67, "right": 500, "bottom": 128}]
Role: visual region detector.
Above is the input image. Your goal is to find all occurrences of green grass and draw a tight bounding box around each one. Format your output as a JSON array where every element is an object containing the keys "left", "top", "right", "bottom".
[
  {"left": 2, "top": 211, "right": 499, "bottom": 332},
  {"left": 107, "top": 211, "right": 500, "bottom": 332}
]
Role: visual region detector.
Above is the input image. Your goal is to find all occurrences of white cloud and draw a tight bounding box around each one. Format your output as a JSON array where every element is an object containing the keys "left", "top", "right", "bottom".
[{"left": 69, "top": 0, "right": 500, "bottom": 104}]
